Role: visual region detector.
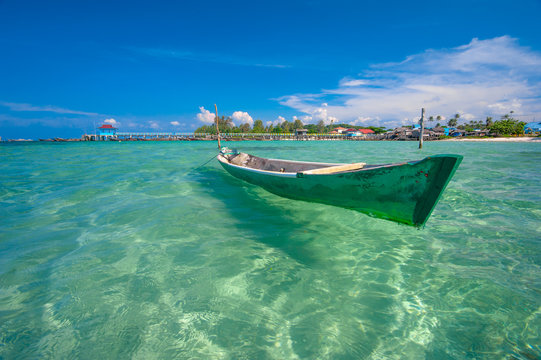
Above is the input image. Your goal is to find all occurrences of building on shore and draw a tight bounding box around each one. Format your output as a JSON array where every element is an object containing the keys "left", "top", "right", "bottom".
[
  {"left": 83, "top": 124, "right": 118, "bottom": 141},
  {"left": 524, "top": 122, "right": 541, "bottom": 135},
  {"left": 97, "top": 124, "right": 117, "bottom": 140},
  {"left": 295, "top": 129, "right": 308, "bottom": 138},
  {"left": 345, "top": 128, "right": 375, "bottom": 138}
]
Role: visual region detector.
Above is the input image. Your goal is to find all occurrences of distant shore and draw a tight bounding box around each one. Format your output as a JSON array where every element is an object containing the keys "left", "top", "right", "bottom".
[{"left": 2, "top": 136, "right": 540, "bottom": 143}]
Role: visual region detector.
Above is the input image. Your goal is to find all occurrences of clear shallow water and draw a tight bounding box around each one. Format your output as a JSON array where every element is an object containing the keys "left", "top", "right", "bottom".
[{"left": 0, "top": 140, "right": 539, "bottom": 359}]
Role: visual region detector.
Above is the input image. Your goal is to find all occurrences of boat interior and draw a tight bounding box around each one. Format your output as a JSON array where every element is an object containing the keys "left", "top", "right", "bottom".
[{"left": 221, "top": 152, "right": 378, "bottom": 173}]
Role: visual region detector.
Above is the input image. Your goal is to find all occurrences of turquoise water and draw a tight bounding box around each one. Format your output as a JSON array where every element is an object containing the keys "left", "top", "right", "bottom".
[{"left": 0, "top": 140, "right": 539, "bottom": 359}]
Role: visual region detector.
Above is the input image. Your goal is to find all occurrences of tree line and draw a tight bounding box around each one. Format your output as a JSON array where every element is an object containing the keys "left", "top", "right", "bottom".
[
  {"left": 195, "top": 112, "right": 527, "bottom": 136},
  {"left": 426, "top": 111, "right": 526, "bottom": 136},
  {"left": 195, "top": 117, "right": 387, "bottom": 134}
]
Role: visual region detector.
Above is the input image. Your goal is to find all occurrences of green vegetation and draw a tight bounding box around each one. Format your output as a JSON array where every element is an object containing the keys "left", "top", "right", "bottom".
[
  {"left": 195, "top": 118, "right": 387, "bottom": 134},
  {"left": 457, "top": 120, "right": 485, "bottom": 131},
  {"left": 194, "top": 112, "right": 526, "bottom": 137},
  {"left": 436, "top": 112, "right": 525, "bottom": 136},
  {"left": 489, "top": 114, "right": 525, "bottom": 136}
]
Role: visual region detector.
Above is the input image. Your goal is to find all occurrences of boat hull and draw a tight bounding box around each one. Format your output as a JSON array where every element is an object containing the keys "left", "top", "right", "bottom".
[{"left": 218, "top": 154, "right": 462, "bottom": 227}]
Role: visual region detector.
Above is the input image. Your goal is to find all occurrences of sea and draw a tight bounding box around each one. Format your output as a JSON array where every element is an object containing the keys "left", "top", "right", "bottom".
[{"left": 0, "top": 140, "right": 539, "bottom": 359}]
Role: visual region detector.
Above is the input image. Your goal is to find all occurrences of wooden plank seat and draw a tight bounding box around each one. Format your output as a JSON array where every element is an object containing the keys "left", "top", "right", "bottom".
[{"left": 300, "top": 162, "right": 366, "bottom": 175}]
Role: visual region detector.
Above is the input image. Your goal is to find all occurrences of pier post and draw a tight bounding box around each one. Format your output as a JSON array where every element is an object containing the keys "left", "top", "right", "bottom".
[
  {"left": 214, "top": 104, "right": 221, "bottom": 149},
  {"left": 419, "top": 108, "right": 425, "bottom": 149}
]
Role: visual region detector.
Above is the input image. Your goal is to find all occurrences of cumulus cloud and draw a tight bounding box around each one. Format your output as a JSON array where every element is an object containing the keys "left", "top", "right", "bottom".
[
  {"left": 294, "top": 103, "right": 338, "bottom": 125},
  {"left": 293, "top": 115, "right": 314, "bottom": 124},
  {"left": 231, "top": 111, "right": 254, "bottom": 126},
  {"left": 170, "top": 121, "right": 181, "bottom": 126},
  {"left": 350, "top": 116, "right": 374, "bottom": 125},
  {"left": 148, "top": 121, "right": 159, "bottom": 129},
  {"left": 266, "top": 116, "right": 286, "bottom": 127},
  {"left": 276, "top": 36, "right": 541, "bottom": 127},
  {"left": 104, "top": 118, "right": 119, "bottom": 127},
  {"left": 196, "top": 107, "right": 255, "bottom": 126},
  {"left": 197, "top": 106, "right": 215, "bottom": 124}
]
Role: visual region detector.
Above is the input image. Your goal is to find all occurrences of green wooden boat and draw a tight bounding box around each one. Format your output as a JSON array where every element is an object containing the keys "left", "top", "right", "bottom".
[{"left": 217, "top": 149, "right": 462, "bottom": 227}]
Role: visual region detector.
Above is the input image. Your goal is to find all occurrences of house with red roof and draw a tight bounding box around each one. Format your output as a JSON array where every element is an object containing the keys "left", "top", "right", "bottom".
[
  {"left": 97, "top": 124, "right": 117, "bottom": 140},
  {"left": 345, "top": 128, "right": 376, "bottom": 137},
  {"left": 334, "top": 126, "right": 348, "bottom": 134},
  {"left": 358, "top": 129, "right": 375, "bottom": 134}
]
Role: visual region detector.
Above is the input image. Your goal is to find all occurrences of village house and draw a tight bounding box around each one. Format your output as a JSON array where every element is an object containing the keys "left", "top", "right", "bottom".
[
  {"left": 384, "top": 127, "right": 414, "bottom": 140},
  {"left": 524, "top": 122, "right": 541, "bottom": 135},
  {"left": 345, "top": 128, "right": 376, "bottom": 138}
]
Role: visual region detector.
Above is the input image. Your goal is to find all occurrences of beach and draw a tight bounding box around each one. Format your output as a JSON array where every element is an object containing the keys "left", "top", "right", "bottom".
[{"left": 442, "top": 136, "right": 540, "bottom": 142}]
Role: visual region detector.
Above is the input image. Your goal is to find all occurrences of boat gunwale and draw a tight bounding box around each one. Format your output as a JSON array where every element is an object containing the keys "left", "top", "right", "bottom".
[
  {"left": 217, "top": 153, "right": 418, "bottom": 177},
  {"left": 217, "top": 155, "right": 297, "bottom": 177}
]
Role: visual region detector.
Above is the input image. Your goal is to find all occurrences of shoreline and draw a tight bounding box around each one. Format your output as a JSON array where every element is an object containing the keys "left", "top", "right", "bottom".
[
  {"left": 2, "top": 136, "right": 540, "bottom": 143},
  {"left": 440, "top": 137, "right": 540, "bottom": 142}
]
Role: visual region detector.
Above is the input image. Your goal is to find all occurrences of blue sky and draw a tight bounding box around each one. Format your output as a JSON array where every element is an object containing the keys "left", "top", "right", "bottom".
[{"left": 1, "top": 0, "right": 540, "bottom": 139}]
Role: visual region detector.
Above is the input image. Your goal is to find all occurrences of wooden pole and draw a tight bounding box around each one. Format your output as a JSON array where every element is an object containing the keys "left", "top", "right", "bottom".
[
  {"left": 419, "top": 108, "right": 425, "bottom": 149},
  {"left": 214, "top": 104, "right": 221, "bottom": 150}
]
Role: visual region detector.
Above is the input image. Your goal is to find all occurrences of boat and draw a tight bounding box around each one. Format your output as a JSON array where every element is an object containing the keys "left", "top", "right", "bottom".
[{"left": 217, "top": 148, "right": 462, "bottom": 227}]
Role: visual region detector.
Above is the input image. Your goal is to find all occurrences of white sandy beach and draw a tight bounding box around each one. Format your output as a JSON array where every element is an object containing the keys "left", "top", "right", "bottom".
[{"left": 441, "top": 137, "right": 540, "bottom": 142}]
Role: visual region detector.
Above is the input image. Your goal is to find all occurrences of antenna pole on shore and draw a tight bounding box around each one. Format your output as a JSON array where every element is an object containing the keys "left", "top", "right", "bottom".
[
  {"left": 419, "top": 108, "right": 425, "bottom": 149},
  {"left": 214, "top": 104, "right": 221, "bottom": 150}
]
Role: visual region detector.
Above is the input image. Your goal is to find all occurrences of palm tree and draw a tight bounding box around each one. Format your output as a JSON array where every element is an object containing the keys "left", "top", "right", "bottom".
[
  {"left": 485, "top": 116, "right": 493, "bottom": 128},
  {"left": 447, "top": 113, "right": 460, "bottom": 128}
]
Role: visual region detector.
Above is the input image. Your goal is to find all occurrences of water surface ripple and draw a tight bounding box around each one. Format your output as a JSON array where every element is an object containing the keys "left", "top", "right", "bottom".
[{"left": 0, "top": 141, "right": 540, "bottom": 359}]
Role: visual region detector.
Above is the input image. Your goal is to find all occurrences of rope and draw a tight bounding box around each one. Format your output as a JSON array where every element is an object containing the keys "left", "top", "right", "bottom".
[{"left": 193, "top": 154, "right": 217, "bottom": 171}]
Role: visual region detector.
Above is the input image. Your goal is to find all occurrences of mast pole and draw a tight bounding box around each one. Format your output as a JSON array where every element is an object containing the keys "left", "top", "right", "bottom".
[
  {"left": 214, "top": 104, "right": 221, "bottom": 150},
  {"left": 419, "top": 108, "right": 425, "bottom": 149}
]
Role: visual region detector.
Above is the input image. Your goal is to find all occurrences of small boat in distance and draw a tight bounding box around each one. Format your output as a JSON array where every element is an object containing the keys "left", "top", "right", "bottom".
[{"left": 217, "top": 148, "right": 462, "bottom": 227}]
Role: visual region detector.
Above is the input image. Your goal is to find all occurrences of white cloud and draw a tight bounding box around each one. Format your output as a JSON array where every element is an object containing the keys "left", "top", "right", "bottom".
[
  {"left": 276, "top": 36, "right": 541, "bottom": 127},
  {"left": 170, "top": 121, "right": 181, "bottom": 126},
  {"left": 292, "top": 115, "right": 313, "bottom": 123},
  {"left": 197, "top": 106, "right": 216, "bottom": 124},
  {"left": 0, "top": 101, "right": 99, "bottom": 116},
  {"left": 231, "top": 111, "right": 253, "bottom": 126},
  {"left": 350, "top": 116, "right": 373, "bottom": 125},
  {"left": 461, "top": 113, "right": 476, "bottom": 121},
  {"left": 340, "top": 79, "right": 369, "bottom": 87},
  {"left": 148, "top": 121, "right": 159, "bottom": 129},
  {"left": 266, "top": 116, "right": 286, "bottom": 127},
  {"left": 104, "top": 118, "right": 119, "bottom": 127},
  {"left": 310, "top": 104, "right": 337, "bottom": 125}
]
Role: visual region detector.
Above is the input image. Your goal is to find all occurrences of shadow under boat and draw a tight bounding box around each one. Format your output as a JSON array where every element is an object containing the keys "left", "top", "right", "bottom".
[{"left": 193, "top": 165, "right": 328, "bottom": 266}]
